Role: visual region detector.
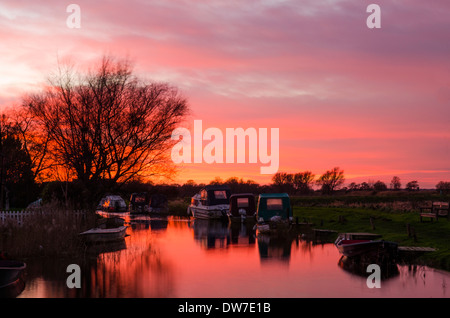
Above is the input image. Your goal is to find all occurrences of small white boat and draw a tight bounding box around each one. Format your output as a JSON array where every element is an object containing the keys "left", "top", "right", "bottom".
[
  {"left": 187, "top": 185, "right": 231, "bottom": 220},
  {"left": 79, "top": 226, "right": 127, "bottom": 243},
  {"left": 98, "top": 195, "right": 128, "bottom": 213}
]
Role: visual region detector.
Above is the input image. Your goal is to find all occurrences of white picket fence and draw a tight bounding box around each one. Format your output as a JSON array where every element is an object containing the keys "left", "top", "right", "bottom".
[{"left": 0, "top": 210, "right": 88, "bottom": 226}]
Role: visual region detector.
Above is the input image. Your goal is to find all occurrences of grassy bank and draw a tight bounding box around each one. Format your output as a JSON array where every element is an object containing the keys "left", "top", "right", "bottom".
[
  {"left": 293, "top": 206, "right": 450, "bottom": 271},
  {"left": 291, "top": 190, "right": 450, "bottom": 212}
]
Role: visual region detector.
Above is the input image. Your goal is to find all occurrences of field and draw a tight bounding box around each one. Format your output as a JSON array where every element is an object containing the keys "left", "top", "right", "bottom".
[{"left": 292, "top": 206, "right": 450, "bottom": 270}]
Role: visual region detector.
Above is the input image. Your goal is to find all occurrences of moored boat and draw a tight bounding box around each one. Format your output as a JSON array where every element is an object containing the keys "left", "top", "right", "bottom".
[
  {"left": 227, "top": 193, "right": 256, "bottom": 223},
  {"left": 99, "top": 195, "right": 128, "bottom": 213},
  {"left": 255, "top": 193, "right": 293, "bottom": 234},
  {"left": 79, "top": 225, "right": 128, "bottom": 244},
  {"left": 334, "top": 233, "right": 398, "bottom": 260},
  {"left": 129, "top": 192, "right": 150, "bottom": 214},
  {"left": 187, "top": 185, "right": 231, "bottom": 220},
  {"left": 0, "top": 260, "right": 26, "bottom": 289}
]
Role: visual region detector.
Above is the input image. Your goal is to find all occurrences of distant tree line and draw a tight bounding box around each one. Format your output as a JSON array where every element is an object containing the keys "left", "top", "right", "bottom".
[
  {"left": 436, "top": 181, "right": 450, "bottom": 194},
  {"left": 346, "top": 178, "right": 420, "bottom": 192},
  {"left": 271, "top": 167, "right": 345, "bottom": 195}
]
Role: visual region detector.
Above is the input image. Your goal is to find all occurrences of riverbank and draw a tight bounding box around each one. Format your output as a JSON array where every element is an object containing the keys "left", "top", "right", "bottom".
[
  {"left": 292, "top": 206, "right": 450, "bottom": 271},
  {"left": 0, "top": 209, "right": 97, "bottom": 259}
]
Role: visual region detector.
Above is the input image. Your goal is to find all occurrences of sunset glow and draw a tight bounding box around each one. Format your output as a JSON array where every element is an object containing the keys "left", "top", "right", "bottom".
[{"left": 1, "top": 0, "right": 449, "bottom": 187}]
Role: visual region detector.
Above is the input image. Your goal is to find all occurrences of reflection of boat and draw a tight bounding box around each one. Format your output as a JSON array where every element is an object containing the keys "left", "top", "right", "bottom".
[
  {"left": 150, "top": 217, "right": 169, "bottom": 231},
  {"left": 335, "top": 233, "right": 398, "bottom": 260},
  {"left": 79, "top": 226, "right": 128, "bottom": 243},
  {"left": 338, "top": 256, "right": 400, "bottom": 280},
  {"left": 228, "top": 193, "right": 256, "bottom": 223},
  {"left": 257, "top": 235, "right": 292, "bottom": 264},
  {"left": 0, "top": 260, "right": 26, "bottom": 288},
  {"left": 85, "top": 239, "right": 127, "bottom": 257},
  {"left": 192, "top": 219, "right": 230, "bottom": 249},
  {"left": 229, "top": 222, "right": 256, "bottom": 246},
  {"left": 187, "top": 185, "right": 231, "bottom": 220},
  {"left": 0, "top": 275, "right": 25, "bottom": 298},
  {"left": 256, "top": 193, "right": 293, "bottom": 234}
]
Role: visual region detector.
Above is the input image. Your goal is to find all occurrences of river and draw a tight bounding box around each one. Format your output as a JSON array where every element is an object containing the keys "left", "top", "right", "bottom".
[{"left": 14, "top": 215, "right": 449, "bottom": 298}]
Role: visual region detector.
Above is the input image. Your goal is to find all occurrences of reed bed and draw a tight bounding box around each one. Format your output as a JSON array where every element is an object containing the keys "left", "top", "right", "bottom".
[{"left": 0, "top": 208, "right": 97, "bottom": 259}]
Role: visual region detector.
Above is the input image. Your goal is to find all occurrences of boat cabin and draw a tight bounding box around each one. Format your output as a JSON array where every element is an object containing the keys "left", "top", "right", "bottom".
[
  {"left": 228, "top": 193, "right": 256, "bottom": 218},
  {"left": 199, "top": 185, "right": 231, "bottom": 206},
  {"left": 256, "top": 193, "right": 292, "bottom": 222},
  {"left": 102, "top": 195, "right": 128, "bottom": 212},
  {"left": 129, "top": 192, "right": 150, "bottom": 213}
]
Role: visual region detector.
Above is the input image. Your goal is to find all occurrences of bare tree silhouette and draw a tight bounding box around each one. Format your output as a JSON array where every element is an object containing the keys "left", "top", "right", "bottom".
[{"left": 21, "top": 56, "right": 189, "bottom": 203}]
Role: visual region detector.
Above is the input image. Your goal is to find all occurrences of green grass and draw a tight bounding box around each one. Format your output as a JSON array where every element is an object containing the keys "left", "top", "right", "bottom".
[{"left": 293, "top": 206, "right": 450, "bottom": 271}]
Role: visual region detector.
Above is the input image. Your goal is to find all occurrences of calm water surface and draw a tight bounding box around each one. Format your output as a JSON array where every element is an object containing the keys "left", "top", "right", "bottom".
[{"left": 17, "top": 215, "right": 449, "bottom": 298}]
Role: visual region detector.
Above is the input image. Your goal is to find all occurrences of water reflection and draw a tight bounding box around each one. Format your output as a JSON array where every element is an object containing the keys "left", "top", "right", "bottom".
[
  {"left": 258, "top": 235, "right": 292, "bottom": 264},
  {"left": 190, "top": 219, "right": 256, "bottom": 250},
  {"left": 191, "top": 219, "right": 230, "bottom": 249},
  {"left": 338, "top": 256, "right": 400, "bottom": 280},
  {"left": 0, "top": 277, "right": 25, "bottom": 298},
  {"left": 80, "top": 217, "right": 175, "bottom": 298},
  {"left": 14, "top": 216, "right": 450, "bottom": 298}
]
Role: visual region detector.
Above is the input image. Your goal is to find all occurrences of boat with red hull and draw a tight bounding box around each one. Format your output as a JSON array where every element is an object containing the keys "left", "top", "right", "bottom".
[
  {"left": 335, "top": 234, "right": 398, "bottom": 260},
  {"left": 0, "top": 260, "right": 26, "bottom": 288}
]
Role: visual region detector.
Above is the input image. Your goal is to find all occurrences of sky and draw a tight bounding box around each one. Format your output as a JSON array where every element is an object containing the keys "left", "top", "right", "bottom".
[{"left": 0, "top": 0, "right": 449, "bottom": 187}]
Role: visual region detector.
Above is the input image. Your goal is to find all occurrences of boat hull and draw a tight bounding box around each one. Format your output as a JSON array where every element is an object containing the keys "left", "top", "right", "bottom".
[
  {"left": 228, "top": 215, "right": 256, "bottom": 223},
  {"left": 256, "top": 218, "right": 292, "bottom": 235},
  {"left": 0, "top": 260, "right": 26, "bottom": 288},
  {"left": 336, "top": 239, "right": 398, "bottom": 259},
  {"left": 79, "top": 226, "right": 127, "bottom": 243},
  {"left": 188, "top": 205, "right": 229, "bottom": 220}
]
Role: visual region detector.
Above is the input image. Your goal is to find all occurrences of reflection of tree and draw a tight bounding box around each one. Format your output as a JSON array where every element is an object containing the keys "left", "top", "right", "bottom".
[{"left": 83, "top": 226, "right": 175, "bottom": 297}]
